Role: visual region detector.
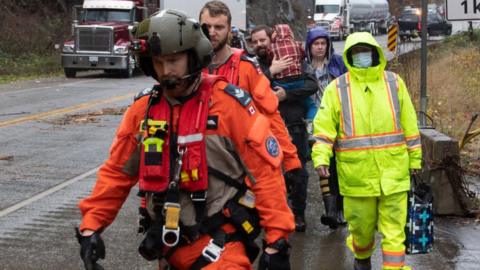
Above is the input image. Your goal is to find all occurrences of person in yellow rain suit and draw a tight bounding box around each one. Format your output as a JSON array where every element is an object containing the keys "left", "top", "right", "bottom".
[{"left": 312, "top": 32, "right": 422, "bottom": 270}]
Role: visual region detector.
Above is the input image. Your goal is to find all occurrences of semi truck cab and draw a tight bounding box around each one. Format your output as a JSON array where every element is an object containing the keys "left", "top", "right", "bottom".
[
  {"left": 314, "top": 0, "right": 346, "bottom": 40},
  {"left": 61, "top": 0, "right": 155, "bottom": 78}
]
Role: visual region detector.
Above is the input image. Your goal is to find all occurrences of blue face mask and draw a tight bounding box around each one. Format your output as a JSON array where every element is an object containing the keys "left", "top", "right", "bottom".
[{"left": 352, "top": 51, "right": 373, "bottom": 68}]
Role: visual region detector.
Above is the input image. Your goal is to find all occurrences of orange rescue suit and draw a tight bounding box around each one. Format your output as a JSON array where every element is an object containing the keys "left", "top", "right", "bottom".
[
  {"left": 78, "top": 75, "right": 294, "bottom": 269},
  {"left": 202, "top": 48, "right": 301, "bottom": 172}
]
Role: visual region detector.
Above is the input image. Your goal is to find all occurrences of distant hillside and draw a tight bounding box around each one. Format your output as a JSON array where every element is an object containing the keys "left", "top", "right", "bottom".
[
  {"left": 0, "top": 1, "right": 80, "bottom": 57},
  {"left": 247, "top": 0, "right": 311, "bottom": 39}
]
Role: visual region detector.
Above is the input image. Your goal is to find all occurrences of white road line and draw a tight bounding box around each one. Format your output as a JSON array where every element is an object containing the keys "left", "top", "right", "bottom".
[{"left": 0, "top": 166, "right": 100, "bottom": 218}]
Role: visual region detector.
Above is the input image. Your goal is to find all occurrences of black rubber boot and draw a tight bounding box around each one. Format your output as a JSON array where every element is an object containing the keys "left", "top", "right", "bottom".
[
  {"left": 337, "top": 209, "right": 347, "bottom": 226},
  {"left": 354, "top": 257, "right": 371, "bottom": 270},
  {"left": 321, "top": 195, "right": 339, "bottom": 229}
]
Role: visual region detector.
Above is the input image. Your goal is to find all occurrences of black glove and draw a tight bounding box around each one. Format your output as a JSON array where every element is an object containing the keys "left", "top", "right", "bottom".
[
  {"left": 138, "top": 224, "right": 164, "bottom": 261},
  {"left": 75, "top": 228, "right": 105, "bottom": 270},
  {"left": 258, "top": 239, "right": 291, "bottom": 270}
]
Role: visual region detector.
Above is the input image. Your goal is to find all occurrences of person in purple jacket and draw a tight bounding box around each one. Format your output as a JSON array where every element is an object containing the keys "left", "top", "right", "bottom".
[{"left": 304, "top": 26, "right": 348, "bottom": 230}]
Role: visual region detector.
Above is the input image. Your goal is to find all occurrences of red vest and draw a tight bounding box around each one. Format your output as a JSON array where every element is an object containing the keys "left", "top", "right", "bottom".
[
  {"left": 203, "top": 48, "right": 243, "bottom": 85},
  {"left": 139, "top": 76, "right": 220, "bottom": 193}
]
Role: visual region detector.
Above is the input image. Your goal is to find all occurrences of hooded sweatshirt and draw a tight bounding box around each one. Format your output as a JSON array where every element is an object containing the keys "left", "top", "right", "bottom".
[
  {"left": 304, "top": 26, "right": 347, "bottom": 100},
  {"left": 270, "top": 24, "right": 305, "bottom": 79}
]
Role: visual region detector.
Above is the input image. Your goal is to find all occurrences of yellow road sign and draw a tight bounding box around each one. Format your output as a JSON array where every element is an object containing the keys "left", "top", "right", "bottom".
[{"left": 387, "top": 25, "right": 398, "bottom": 52}]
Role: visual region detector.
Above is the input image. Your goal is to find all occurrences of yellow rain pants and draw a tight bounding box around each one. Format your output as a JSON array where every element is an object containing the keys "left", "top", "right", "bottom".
[{"left": 344, "top": 191, "right": 412, "bottom": 270}]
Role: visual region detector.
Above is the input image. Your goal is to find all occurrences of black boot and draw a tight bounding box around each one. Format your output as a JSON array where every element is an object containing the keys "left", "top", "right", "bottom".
[
  {"left": 337, "top": 209, "right": 347, "bottom": 226},
  {"left": 294, "top": 215, "right": 306, "bottom": 232},
  {"left": 321, "top": 195, "right": 339, "bottom": 229},
  {"left": 354, "top": 257, "right": 371, "bottom": 270}
]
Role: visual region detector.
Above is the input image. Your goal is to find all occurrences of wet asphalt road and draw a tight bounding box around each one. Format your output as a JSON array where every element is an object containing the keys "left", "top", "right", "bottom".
[{"left": 0, "top": 30, "right": 479, "bottom": 270}]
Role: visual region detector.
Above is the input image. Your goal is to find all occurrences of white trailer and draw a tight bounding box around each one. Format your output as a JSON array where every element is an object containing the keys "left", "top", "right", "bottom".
[
  {"left": 160, "top": 0, "right": 246, "bottom": 30},
  {"left": 314, "top": 0, "right": 389, "bottom": 39}
]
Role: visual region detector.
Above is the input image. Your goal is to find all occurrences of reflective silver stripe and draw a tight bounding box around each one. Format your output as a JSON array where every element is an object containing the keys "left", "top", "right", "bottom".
[
  {"left": 337, "top": 74, "right": 354, "bottom": 137},
  {"left": 314, "top": 136, "right": 334, "bottom": 146},
  {"left": 178, "top": 133, "right": 203, "bottom": 144},
  {"left": 406, "top": 136, "right": 421, "bottom": 148},
  {"left": 336, "top": 133, "right": 405, "bottom": 150},
  {"left": 383, "top": 253, "right": 405, "bottom": 264},
  {"left": 385, "top": 71, "right": 402, "bottom": 131}
]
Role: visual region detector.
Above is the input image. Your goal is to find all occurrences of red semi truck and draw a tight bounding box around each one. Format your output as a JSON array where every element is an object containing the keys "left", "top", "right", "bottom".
[
  {"left": 61, "top": 0, "right": 159, "bottom": 78},
  {"left": 61, "top": 0, "right": 246, "bottom": 78}
]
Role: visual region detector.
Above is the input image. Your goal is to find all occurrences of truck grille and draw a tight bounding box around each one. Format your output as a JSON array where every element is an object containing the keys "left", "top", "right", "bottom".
[
  {"left": 316, "top": 21, "right": 330, "bottom": 28},
  {"left": 76, "top": 27, "right": 112, "bottom": 52}
]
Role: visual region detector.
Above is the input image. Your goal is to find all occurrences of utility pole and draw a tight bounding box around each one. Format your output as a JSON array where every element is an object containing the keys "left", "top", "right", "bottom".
[{"left": 419, "top": 0, "right": 428, "bottom": 127}]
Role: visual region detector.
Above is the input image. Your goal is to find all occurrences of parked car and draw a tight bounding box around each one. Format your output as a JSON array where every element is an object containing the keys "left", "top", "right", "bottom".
[
  {"left": 398, "top": 8, "right": 421, "bottom": 40},
  {"left": 426, "top": 12, "right": 452, "bottom": 36},
  {"left": 398, "top": 8, "right": 452, "bottom": 41}
]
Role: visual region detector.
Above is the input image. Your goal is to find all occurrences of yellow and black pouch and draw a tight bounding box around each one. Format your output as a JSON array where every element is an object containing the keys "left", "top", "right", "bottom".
[
  {"left": 139, "top": 119, "right": 170, "bottom": 185},
  {"left": 223, "top": 189, "right": 260, "bottom": 242}
]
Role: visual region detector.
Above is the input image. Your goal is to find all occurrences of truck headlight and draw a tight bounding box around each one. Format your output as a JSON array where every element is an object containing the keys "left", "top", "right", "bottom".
[
  {"left": 62, "top": 44, "right": 74, "bottom": 53},
  {"left": 114, "top": 45, "right": 129, "bottom": 54}
]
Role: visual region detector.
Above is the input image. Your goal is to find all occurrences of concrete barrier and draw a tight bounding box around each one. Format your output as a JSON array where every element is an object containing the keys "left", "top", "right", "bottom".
[{"left": 420, "top": 128, "right": 465, "bottom": 215}]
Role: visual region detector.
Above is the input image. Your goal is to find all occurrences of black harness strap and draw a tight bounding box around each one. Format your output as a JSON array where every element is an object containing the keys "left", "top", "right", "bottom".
[
  {"left": 165, "top": 168, "right": 252, "bottom": 267},
  {"left": 208, "top": 166, "right": 246, "bottom": 191},
  {"left": 191, "top": 190, "right": 208, "bottom": 225}
]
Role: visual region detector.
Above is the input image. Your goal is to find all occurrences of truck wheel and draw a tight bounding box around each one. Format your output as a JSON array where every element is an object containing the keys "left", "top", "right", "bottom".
[
  {"left": 64, "top": 68, "right": 76, "bottom": 78},
  {"left": 120, "top": 54, "right": 134, "bottom": 78}
]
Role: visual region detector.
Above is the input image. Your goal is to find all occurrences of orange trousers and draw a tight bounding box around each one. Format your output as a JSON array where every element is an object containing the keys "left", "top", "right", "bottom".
[{"left": 166, "top": 235, "right": 253, "bottom": 270}]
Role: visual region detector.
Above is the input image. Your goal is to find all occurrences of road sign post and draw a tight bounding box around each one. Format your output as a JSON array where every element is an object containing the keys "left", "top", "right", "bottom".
[{"left": 420, "top": 0, "right": 428, "bottom": 127}]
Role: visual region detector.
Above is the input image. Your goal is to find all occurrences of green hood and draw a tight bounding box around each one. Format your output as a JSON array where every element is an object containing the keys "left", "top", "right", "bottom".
[{"left": 343, "top": 32, "right": 386, "bottom": 82}]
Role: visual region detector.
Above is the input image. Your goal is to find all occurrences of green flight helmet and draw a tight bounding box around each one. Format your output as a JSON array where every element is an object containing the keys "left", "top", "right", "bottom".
[{"left": 132, "top": 9, "right": 213, "bottom": 80}]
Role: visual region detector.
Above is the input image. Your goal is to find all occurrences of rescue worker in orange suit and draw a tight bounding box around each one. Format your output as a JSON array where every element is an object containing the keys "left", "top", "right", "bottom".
[
  {"left": 75, "top": 10, "right": 294, "bottom": 270},
  {"left": 248, "top": 25, "right": 319, "bottom": 231},
  {"left": 199, "top": 1, "right": 311, "bottom": 232}
]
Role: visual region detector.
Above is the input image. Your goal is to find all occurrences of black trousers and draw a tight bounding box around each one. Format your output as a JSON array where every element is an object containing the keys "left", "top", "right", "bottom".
[
  {"left": 285, "top": 124, "right": 309, "bottom": 217},
  {"left": 328, "top": 156, "right": 343, "bottom": 210}
]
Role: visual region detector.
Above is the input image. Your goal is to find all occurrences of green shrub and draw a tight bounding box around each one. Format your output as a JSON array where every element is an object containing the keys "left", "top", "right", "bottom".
[{"left": 0, "top": 53, "right": 62, "bottom": 83}]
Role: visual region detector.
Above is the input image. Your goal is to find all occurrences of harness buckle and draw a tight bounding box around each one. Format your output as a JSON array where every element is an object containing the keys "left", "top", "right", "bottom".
[
  {"left": 162, "top": 202, "right": 181, "bottom": 247},
  {"left": 191, "top": 191, "right": 207, "bottom": 202},
  {"left": 201, "top": 239, "right": 224, "bottom": 262}
]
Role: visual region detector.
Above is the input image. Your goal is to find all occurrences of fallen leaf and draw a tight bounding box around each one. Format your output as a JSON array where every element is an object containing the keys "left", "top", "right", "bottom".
[{"left": 0, "top": 155, "right": 14, "bottom": 161}]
